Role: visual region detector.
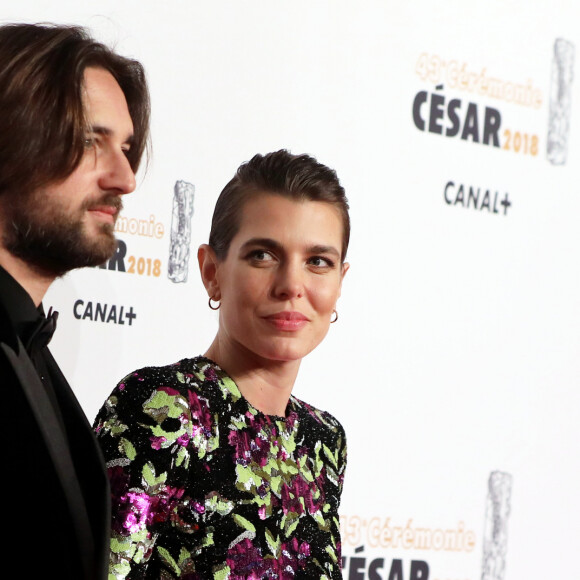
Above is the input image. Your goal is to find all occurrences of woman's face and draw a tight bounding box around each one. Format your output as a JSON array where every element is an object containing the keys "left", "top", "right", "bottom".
[{"left": 207, "top": 193, "right": 348, "bottom": 365}]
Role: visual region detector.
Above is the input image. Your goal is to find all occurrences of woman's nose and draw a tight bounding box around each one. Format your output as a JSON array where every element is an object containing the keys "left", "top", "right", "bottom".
[{"left": 272, "top": 262, "right": 304, "bottom": 300}]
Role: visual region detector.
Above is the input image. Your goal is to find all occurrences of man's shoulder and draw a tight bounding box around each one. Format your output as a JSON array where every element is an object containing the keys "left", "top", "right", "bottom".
[{"left": 0, "top": 299, "right": 19, "bottom": 351}]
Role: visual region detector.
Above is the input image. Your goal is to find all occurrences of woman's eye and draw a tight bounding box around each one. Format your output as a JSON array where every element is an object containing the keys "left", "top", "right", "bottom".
[
  {"left": 248, "top": 250, "right": 274, "bottom": 263},
  {"left": 308, "top": 256, "right": 334, "bottom": 268}
]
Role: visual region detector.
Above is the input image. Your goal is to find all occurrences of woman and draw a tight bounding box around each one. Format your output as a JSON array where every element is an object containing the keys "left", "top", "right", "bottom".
[{"left": 95, "top": 150, "right": 350, "bottom": 579}]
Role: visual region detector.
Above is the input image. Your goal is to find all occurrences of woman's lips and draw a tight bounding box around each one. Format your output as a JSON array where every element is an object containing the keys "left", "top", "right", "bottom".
[{"left": 264, "top": 311, "right": 309, "bottom": 331}]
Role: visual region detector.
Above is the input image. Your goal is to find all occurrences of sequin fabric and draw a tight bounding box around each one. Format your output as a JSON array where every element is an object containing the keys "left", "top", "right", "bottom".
[{"left": 94, "top": 357, "right": 347, "bottom": 579}]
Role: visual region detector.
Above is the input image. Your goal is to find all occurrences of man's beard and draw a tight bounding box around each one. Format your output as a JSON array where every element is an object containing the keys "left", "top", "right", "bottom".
[{"left": 2, "top": 191, "right": 122, "bottom": 277}]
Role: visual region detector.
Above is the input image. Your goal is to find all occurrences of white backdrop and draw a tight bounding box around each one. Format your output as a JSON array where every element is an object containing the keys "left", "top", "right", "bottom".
[{"left": 4, "top": 2, "right": 579, "bottom": 578}]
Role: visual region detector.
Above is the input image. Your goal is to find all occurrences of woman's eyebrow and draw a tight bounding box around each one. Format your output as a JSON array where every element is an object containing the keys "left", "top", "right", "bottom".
[
  {"left": 239, "top": 238, "right": 282, "bottom": 253},
  {"left": 308, "top": 245, "right": 340, "bottom": 258},
  {"left": 239, "top": 238, "right": 340, "bottom": 258}
]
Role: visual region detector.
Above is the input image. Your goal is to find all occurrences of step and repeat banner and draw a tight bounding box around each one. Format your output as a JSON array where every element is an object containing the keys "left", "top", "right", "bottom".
[{"left": 5, "top": 1, "right": 579, "bottom": 578}]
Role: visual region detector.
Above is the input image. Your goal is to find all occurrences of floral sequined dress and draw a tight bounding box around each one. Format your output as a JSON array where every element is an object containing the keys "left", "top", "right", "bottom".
[{"left": 94, "top": 357, "right": 347, "bottom": 579}]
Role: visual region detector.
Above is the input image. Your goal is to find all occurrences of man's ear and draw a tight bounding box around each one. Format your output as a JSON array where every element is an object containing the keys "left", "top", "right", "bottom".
[{"left": 198, "top": 244, "right": 221, "bottom": 300}]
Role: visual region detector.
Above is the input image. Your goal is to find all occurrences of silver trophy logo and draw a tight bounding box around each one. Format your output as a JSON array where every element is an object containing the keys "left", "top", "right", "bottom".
[
  {"left": 547, "top": 38, "right": 575, "bottom": 165},
  {"left": 168, "top": 180, "right": 195, "bottom": 283},
  {"left": 481, "top": 471, "right": 512, "bottom": 580}
]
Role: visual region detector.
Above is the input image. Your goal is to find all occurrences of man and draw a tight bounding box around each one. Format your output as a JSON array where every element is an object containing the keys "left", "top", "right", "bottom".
[{"left": 0, "top": 24, "right": 150, "bottom": 578}]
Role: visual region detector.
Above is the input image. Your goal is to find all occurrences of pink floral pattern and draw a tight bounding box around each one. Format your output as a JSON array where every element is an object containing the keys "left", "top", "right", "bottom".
[{"left": 95, "top": 357, "right": 346, "bottom": 579}]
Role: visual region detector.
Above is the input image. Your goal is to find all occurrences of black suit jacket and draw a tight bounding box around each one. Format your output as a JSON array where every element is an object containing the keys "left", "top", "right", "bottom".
[{"left": 1, "top": 301, "right": 110, "bottom": 579}]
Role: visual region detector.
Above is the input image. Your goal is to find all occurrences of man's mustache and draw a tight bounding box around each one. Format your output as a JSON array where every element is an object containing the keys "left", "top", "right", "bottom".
[{"left": 83, "top": 194, "right": 123, "bottom": 214}]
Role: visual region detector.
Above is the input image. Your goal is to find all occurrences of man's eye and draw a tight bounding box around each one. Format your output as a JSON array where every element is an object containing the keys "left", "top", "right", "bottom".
[{"left": 83, "top": 137, "right": 95, "bottom": 148}]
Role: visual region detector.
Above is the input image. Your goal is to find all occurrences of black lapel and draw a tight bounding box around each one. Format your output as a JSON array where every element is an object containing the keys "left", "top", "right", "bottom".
[
  {"left": 43, "top": 348, "right": 111, "bottom": 577},
  {"left": 0, "top": 341, "right": 95, "bottom": 578}
]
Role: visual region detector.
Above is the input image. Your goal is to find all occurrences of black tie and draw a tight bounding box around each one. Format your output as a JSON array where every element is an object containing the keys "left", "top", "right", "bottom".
[{"left": 26, "top": 307, "right": 59, "bottom": 352}]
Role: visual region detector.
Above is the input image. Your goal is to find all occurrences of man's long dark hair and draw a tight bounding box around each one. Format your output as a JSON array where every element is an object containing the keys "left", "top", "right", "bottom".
[{"left": 0, "top": 23, "right": 150, "bottom": 199}]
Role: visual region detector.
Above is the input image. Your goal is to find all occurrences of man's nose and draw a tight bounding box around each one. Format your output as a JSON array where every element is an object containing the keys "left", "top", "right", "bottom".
[{"left": 98, "top": 149, "right": 136, "bottom": 194}]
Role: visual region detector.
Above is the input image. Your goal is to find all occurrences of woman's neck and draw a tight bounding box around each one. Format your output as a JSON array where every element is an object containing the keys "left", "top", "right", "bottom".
[{"left": 204, "top": 336, "right": 301, "bottom": 416}]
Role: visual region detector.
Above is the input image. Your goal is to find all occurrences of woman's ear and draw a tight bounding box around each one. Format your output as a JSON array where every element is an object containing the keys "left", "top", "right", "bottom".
[
  {"left": 338, "top": 261, "right": 350, "bottom": 297},
  {"left": 198, "top": 244, "right": 221, "bottom": 300}
]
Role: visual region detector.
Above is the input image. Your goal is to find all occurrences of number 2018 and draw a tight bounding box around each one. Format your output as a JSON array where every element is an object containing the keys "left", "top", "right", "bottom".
[{"left": 503, "top": 130, "right": 538, "bottom": 155}]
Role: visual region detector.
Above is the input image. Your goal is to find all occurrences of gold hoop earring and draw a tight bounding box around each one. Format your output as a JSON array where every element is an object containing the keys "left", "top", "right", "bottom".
[
  {"left": 208, "top": 297, "right": 221, "bottom": 310},
  {"left": 330, "top": 310, "right": 338, "bottom": 323}
]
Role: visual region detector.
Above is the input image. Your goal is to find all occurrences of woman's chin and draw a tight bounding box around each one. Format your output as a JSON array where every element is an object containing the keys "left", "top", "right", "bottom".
[{"left": 256, "top": 341, "right": 318, "bottom": 364}]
